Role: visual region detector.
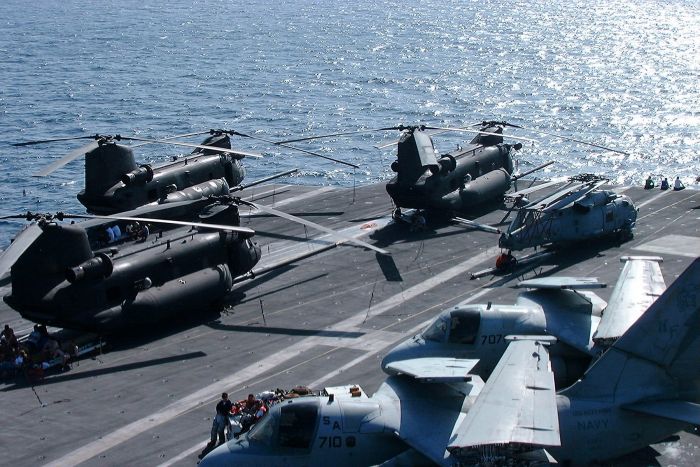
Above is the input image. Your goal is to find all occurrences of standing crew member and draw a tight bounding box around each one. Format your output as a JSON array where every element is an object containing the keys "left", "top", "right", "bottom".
[{"left": 199, "top": 393, "right": 233, "bottom": 460}]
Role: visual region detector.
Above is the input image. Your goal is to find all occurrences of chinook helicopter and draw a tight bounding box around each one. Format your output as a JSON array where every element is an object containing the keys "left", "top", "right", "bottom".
[
  {"left": 0, "top": 189, "right": 387, "bottom": 333},
  {"left": 278, "top": 122, "right": 540, "bottom": 217},
  {"left": 498, "top": 173, "right": 638, "bottom": 251},
  {"left": 15, "top": 129, "right": 357, "bottom": 215},
  {"left": 276, "top": 120, "right": 629, "bottom": 221}
]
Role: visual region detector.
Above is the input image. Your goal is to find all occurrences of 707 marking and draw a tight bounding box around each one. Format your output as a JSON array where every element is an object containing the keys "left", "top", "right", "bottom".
[{"left": 481, "top": 334, "right": 504, "bottom": 345}]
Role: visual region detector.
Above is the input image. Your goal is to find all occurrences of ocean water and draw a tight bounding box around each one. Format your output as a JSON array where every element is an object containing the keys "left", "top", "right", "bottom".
[{"left": 1, "top": 0, "right": 698, "bottom": 245}]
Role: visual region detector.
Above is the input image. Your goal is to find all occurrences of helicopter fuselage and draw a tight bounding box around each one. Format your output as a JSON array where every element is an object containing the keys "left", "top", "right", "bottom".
[
  {"left": 4, "top": 204, "right": 260, "bottom": 332},
  {"left": 385, "top": 127, "right": 516, "bottom": 213},
  {"left": 77, "top": 150, "right": 245, "bottom": 214},
  {"left": 499, "top": 188, "right": 637, "bottom": 251},
  {"left": 74, "top": 133, "right": 245, "bottom": 214}
]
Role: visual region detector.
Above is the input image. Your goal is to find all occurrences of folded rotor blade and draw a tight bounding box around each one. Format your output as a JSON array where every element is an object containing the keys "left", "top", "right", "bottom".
[
  {"left": 239, "top": 200, "right": 390, "bottom": 255},
  {"left": 33, "top": 140, "right": 100, "bottom": 177},
  {"left": 12, "top": 135, "right": 98, "bottom": 147},
  {"left": 275, "top": 126, "right": 400, "bottom": 144},
  {"left": 63, "top": 213, "right": 255, "bottom": 236},
  {"left": 0, "top": 223, "right": 43, "bottom": 277},
  {"left": 424, "top": 126, "right": 539, "bottom": 144},
  {"left": 230, "top": 130, "right": 360, "bottom": 169},
  {"left": 130, "top": 131, "right": 212, "bottom": 148},
  {"left": 504, "top": 123, "right": 630, "bottom": 156},
  {"left": 121, "top": 136, "right": 262, "bottom": 159}
]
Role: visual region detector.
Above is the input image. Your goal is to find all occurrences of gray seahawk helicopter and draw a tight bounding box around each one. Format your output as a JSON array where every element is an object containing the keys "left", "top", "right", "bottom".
[
  {"left": 498, "top": 173, "right": 638, "bottom": 251},
  {"left": 15, "top": 129, "right": 356, "bottom": 215},
  {"left": 0, "top": 189, "right": 387, "bottom": 333},
  {"left": 199, "top": 257, "right": 700, "bottom": 466},
  {"left": 382, "top": 256, "right": 666, "bottom": 388}
]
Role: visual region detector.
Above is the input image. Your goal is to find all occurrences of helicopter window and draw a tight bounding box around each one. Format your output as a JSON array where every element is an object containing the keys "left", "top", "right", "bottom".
[
  {"left": 422, "top": 316, "right": 448, "bottom": 342},
  {"left": 278, "top": 402, "right": 318, "bottom": 450},
  {"left": 448, "top": 310, "right": 480, "bottom": 344},
  {"left": 147, "top": 189, "right": 158, "bottom": 201}
]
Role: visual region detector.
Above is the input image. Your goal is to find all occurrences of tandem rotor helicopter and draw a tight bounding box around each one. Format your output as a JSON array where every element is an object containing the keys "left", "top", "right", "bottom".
[
  {"left": 15, "top": 128, "right": 358, "bottom": 214},
  {"left": 275, "top": 120, "right": 630, "bottom": 222},
  {"left": 0, "top": 185, "right": 387, "bottom": 333}
]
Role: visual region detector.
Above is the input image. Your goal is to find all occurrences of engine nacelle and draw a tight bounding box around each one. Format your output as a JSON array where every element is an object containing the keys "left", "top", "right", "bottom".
[
  {"left": 66, "top": 253, "right": 113, "bottom": 283},
  {"left": 121, "top": 164, "right": 154, "bottom": 186}
]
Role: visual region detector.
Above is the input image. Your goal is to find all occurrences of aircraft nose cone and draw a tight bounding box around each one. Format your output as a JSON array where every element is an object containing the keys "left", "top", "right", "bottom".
[
  {"left": 198, "top": 444, "right": 230, "bottom": 467},
  {"left": 381, "top": 338, "right": 421, "bottom": 374}
]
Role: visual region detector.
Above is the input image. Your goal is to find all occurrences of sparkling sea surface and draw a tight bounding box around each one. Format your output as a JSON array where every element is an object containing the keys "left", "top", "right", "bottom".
[{"left": 0, "top": 0, "right": 698, "bottom": 246}]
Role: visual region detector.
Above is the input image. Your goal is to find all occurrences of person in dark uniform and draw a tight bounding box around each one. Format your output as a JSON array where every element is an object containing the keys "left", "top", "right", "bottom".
[{"left": 199, "top": 393, "right": 233, "bottom": 459}]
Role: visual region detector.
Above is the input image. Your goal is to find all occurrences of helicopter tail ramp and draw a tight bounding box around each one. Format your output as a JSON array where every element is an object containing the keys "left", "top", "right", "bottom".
[{"left": 561, "top": 257, "right": 700, "bottom": 402}]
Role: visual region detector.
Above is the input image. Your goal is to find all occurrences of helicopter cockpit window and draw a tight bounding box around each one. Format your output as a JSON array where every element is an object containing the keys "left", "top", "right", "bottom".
[
  {"left": 278, "top": 402, "right": 319, "bottom": 450},
  {"left": 447, "top": 310, "right": 480, "bottom": 344},
  {"left": 422, "top": 315, "right": 449, "bottom": 342}
]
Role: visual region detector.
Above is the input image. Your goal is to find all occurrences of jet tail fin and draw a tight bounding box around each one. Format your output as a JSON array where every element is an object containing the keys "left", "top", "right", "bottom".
[{"left": 562, "top": 258, "right": 700, "bottom": 400}]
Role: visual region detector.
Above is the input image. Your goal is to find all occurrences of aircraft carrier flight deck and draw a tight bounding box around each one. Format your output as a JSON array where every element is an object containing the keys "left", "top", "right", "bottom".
[{"left": 1, "top": 180, "right": 699, "bottom": 466}]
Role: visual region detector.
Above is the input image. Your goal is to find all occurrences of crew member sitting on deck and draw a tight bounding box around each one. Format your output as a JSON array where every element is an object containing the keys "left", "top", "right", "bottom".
[
  {"left": 644, "top": 175, "right": 655, "bottom": 189},
  {"left": 673, "top": 177, "right": 685, "bottom": 191},
  {"left": 660, "top": 177, "right": 670, "bottom": 190}
]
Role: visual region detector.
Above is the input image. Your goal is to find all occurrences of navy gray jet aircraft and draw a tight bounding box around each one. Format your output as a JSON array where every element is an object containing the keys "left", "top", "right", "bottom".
[
  {"left": 199, "top": 257, "right": 700, "bottom": 466},
  {"left": 382, "top": 256, "right": 666, "bottom": 387}
]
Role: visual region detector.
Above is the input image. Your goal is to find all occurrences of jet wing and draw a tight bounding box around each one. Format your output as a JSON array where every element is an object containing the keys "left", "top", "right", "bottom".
[
  {"left": 383, "top": 357, "right": 479, "bottom": 382},
  {"left": 447, "top": 336, "right": 560, "bottom": 453},
  {"left": 593, "top": 256, "right": 666, "bottom": 346},
  {"left": 517, "top": 276, "right": 605, "bottom": 290}
]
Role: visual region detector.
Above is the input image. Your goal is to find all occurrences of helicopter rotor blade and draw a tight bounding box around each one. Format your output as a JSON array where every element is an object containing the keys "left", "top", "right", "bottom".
[
  {"left": 12, "top": 135, "right": 100, "bottom": 147},
  {"left": 130, "top": 131, "right": 212, "bottom": 148},
  {"left": 512, "top": 161, "right": 555, "bottom": 180},
  {"left": 119, "top": 136, "right": 263, "bottom": 159},
  {"left": 33, "top": 140, "right": 101, "bottom": 177},
  {"left": 0, "top": 223, "right": 43, "bottom": 278},
  {"left": 222, "top": 129, "right": 360, "bottom": 169},
  {"left": 230, "top": 169, "right": 299, "bottom": 192},
  {"left": 374, "top": 123, "right": 483, "bottom": 149},
  {"left": 502, "top": 122, "right": 631, "bottom": 156},
  {"left": 62, "top": 213, "right": 255, "bottom": 236},
  {"left": 238, "top": 199, "right": 390, "bottom": 256},
  {"left": 275, "top": 126, "right": 402, "bottom": 144},
  {"left": 423, "top": 126, "right": 539, "bottom": 144}
]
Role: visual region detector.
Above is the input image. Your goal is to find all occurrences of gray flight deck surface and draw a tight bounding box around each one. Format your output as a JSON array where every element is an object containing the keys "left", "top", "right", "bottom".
[{"left": 1, "top": 181, "right": 699, "bottom": 466}]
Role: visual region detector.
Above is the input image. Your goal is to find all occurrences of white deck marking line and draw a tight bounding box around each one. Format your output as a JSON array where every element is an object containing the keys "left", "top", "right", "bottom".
[
  {"left": 637, "top": 190, "right": 669, "bottom": 209},
  {"left": 638, "top": 191, "right": 700, "bottom": 219},
  {"left": 44, "top": 249, "right": 496, "bottom": 467}
]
